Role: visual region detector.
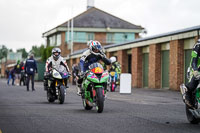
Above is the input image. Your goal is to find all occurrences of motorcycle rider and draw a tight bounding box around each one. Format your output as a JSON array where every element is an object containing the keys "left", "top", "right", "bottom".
[
  {"left": 180, "top": 39, "right": 200, "bottom": 108},
  {"left": 44, "top": 48, "right": 70, "bottom": 89},
  {"left": 76, "top": 40, "right": 111, "bottom": 95},
  {"left": 109, "top": 56, "right": 121, "bottom": 84}
]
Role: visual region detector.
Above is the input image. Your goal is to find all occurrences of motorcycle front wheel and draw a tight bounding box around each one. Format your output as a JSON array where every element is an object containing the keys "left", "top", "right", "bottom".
[
  {"left": 186, "top": 95, "right": 199, "bottom": 124},
  {"left": 186, "top": 105, "right": 199, "bottom": 124},
  {"left": 59, "top": 85, "right": 65, "bottom": 104},
  {"left": 47, "top": 90, "right": 55, "bottom": 103},
  {"left": 96, "top": 87, "right": 104, "bottom": 113}
]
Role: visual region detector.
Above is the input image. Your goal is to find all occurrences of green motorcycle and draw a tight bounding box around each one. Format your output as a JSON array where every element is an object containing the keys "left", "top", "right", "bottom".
[{"left": 81, "top": 63, "right": 109, "bottom": 113}]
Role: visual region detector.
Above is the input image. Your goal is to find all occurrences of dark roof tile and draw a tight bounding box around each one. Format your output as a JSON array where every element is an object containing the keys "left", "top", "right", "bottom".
[{"left": 60, "top": 7, "right": 143, "bottom": 29}]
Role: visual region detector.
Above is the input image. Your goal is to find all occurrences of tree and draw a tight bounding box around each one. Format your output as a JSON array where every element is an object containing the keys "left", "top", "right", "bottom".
[
  {"left": 29, "top": 44, "right": 54, "bottom": 62},
  {"left": 9, "top": 49, "right": 13, "bottom": 52},
  {"left": 17, "top": 48, "right": 28, "bottom": 59},
  {"left": 41, "top": 46, "right": 54, "bottom": 61},
  {"left": 30, "top": 45, "right": 41, "bottom": 57},
  {"left": 0, "top": 45, "right": 8, "bottom": 61}
]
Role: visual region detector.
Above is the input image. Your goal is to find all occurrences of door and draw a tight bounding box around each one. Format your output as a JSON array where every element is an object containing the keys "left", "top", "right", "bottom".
[
  {"left": 161, "top": 50, "right": 169, "bottom": 88},
  {"left": 128, "top": 55, "right": 132, "bottom": 73},
  {"left": 143, "top": 53, "right": 149, "bottom": 87}
]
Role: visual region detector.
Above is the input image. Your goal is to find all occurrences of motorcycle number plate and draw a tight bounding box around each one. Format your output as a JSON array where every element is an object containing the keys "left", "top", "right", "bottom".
[
  {"left": 95, "top": 67, "right": 103, "bottom": 73},
  {"left": 110, "top": 72, "right": 115, "bottom": 76}
]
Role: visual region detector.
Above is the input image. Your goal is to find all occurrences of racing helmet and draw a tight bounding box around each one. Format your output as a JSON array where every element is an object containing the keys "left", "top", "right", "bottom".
[
  {"left": 89, "top": 40, "right": 102, "bottom": 55},
  {"left": 110, "top": 56, "right": 116, "bottom": 63},
  {"left": 197, "top": 39, "right": 200, "bottom": 44},
  {"left": 87, "top": 40, "right": 93, "bottom": 47},
  {"left": 52, "top": 47, "right": 61, "bottom": 60}
]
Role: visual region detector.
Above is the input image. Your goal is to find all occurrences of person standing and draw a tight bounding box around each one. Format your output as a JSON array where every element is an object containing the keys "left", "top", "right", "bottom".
[
  {"left": 14, "top": 60, "right": 22, "bottom": 85},
  {"left": 72, "top": 63, "right": 80, "bottom": 85},
  {"left": 5, "top": 69, "right": 10, "bottom": 79},
  {"left": 7, "top": 68, "right": 15, "bottom": 85},
  {"left": 19, "top": 61, "right": 26, "bottom": 86},
  {"left": 24, "top": 54, "right": 37, "bottom": 91}
]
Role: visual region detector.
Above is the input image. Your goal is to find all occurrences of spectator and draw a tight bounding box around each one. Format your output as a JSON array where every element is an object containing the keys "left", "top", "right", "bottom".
[
  {"left": 72, "top": 63, "right": 80, "bottom": 85},
  {"left": 7, "top": 68, "right": 15, "bottom": 85},
  {"left": 24, "top": 54, "right": 37, "bottom": 91},
  {"left": 5, "top": 69, "right": 10, "bottom": 79},
  {"left": 20, "top": 61, "right": 26, "bottom": 86},
  {"left": 14, "top": 60, "right": 22, "bottom": 85}
]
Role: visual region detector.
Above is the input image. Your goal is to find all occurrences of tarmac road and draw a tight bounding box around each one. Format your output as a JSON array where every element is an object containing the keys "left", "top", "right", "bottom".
[{"left": 0, "top": 79, "right": 200, "bottom": 133}]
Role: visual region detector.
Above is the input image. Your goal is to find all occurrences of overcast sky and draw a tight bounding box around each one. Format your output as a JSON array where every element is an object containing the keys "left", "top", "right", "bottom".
[{"left": 0, "top": 0, "right": 200, "bottom": 52}]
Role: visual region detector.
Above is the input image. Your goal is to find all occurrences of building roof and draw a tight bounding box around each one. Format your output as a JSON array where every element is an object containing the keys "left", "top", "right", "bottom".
[
  {"left": 43, "top": 7, "right": 144, "bottom": 36},
  {"left": 69, "top": 25, "right": 200, "bottom": 57},
  {"left": 59, "top": 7, "right": 143, "bottom": 29},
  {"left": 104, "top": 25, "right": 200, "bottom": 49}
]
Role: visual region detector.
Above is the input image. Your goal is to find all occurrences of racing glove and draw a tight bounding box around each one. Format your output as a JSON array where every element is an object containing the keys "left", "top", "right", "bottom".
[{"left": 193, "top": 70, "right": 200, "bottom": 79}]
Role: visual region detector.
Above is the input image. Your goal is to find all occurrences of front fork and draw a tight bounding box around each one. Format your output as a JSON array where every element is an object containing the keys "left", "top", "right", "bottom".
[
  {"left": 84, "top": 86, "right": 105, "bottom": 104},
  {"left": 55, "top": 80, "right": 66, "bottom": 96}
]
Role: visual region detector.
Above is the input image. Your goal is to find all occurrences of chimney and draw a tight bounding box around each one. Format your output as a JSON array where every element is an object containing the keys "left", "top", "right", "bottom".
[{"left": 87, "top": 0, "right": 94, "bottom": 9}]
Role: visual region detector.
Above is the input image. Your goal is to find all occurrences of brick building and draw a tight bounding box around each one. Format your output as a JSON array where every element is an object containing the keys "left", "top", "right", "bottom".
[
  {"left": 42, "top": 7, "right": 144, "bottom": 57},
  {"left": 68, "top": 25, "right": 200, "bottom": 91},
  {"left": 0, "top": 52, "right": 22, "bottom": 77}
]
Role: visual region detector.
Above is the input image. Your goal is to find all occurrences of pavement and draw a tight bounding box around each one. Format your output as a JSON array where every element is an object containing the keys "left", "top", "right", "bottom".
[{"left": 0, "top": 79, "right": 200, "bottom": 133}]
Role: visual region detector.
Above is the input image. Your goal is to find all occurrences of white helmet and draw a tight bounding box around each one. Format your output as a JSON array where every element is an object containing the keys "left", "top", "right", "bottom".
[
  {"left": 110, "top": 56, "right": 116, "bottom": 63},
  {"left": 52, "top": 47, "right": 61, "bottom": 60},
  {"left": 197, "top": 39, "right": 200, "bottom": 44}
]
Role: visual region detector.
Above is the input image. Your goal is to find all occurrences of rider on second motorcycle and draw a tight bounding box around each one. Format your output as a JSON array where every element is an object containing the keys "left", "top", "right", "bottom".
[
  {"left": 109, "top": 56, "right": 121, "bottom": 84},
  {"left": 76, "top": 40, "right": 111, "bottom": 95},
  {"left": 44, "top": 48, "right": 70, "bottom": 89}
]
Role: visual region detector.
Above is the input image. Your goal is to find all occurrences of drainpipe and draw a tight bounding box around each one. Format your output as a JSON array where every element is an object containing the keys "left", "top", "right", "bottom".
[
  {"left": 71, "top": 17, "right": 74, "bottom": 54},
  {"left": 67, "top": 20, "right": 70, "bottom": 44}
]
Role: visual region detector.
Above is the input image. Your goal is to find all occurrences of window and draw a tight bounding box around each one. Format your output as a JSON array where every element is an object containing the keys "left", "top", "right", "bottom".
[
  {"left": 114, "top": 33, "right": 135, "bottom": 43},
  {"left": 65, "top": 32, "right": 87, "bottom": 43},
  {"left": 75, "top": 32, "right": 87, "bottom": 42},
  {"left": 106, "top": 33, "right": 114, "bottom": 43},
  {"left": 125, "top": 33, "right": 135, "bottom": 41},
  {"left": 56, "top": 34, "right": 61, "bottom": 46},
  {"left": 49, "top": 35, "right": 56, "bottom": 46},
  {"left": 87, "top": 33, "right": 94, "bottom": 41},
  {"left": 114, "top": 33, "right": 124, "bottom": 43}
]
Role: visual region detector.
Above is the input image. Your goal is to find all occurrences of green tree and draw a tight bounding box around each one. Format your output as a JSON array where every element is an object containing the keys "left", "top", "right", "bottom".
[
  {"left": 9, "top": 49, "right": 13, "bottom": 52},
  {"left": 29, "top": 44, "right": 54, "bottom": 62},
  {"left": 30, "top": 45, "right": 41, "bottom": 57},
  {"left": 41, "top": 46, "right": 54, "bottom": 61},
  {"left": 17, "top": 48, "right": 28, "bottom": 59},
  {"left": 0, "top": 45, "right": 8, "bottom": 61}
]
